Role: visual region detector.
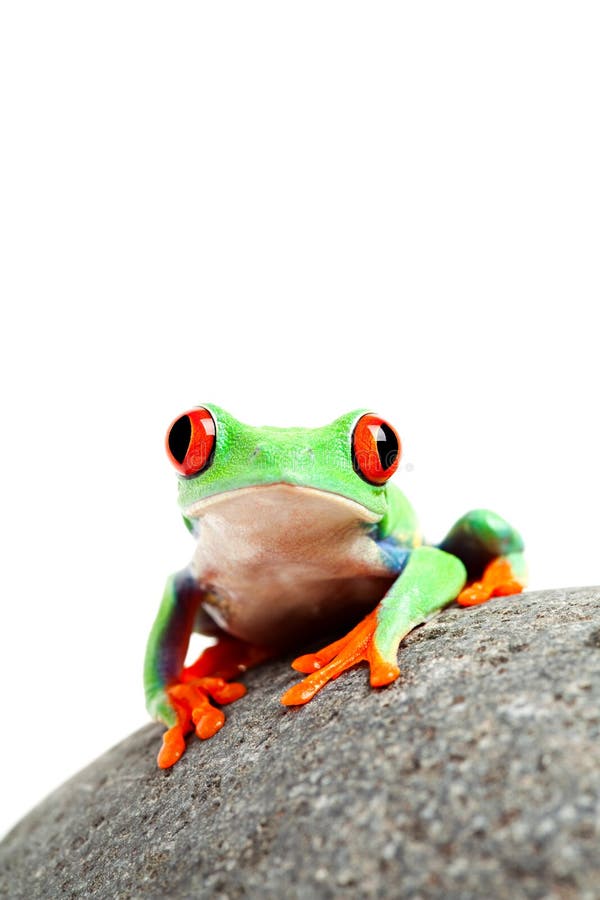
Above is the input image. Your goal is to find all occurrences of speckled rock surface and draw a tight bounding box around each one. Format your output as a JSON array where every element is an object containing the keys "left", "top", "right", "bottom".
[{"left": 1, "top": 587, "right": 600, "bottom": 899}]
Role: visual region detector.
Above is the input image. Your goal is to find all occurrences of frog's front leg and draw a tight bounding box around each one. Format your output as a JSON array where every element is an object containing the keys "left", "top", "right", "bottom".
[
  {"left": 144, "top": 572, "right": 261, "bottom": 768},
  {"left": 281, "top": 546, "right": 466, "bottom": 705}
]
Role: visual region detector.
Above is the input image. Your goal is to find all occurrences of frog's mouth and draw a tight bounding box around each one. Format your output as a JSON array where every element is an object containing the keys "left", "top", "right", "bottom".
[{"left": 184, "top": 483, "right": 382, "bottom": 529}]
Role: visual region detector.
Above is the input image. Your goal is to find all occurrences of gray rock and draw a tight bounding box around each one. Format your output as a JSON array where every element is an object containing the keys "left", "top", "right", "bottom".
[{"left": 1, "top": 587, "right": 600, "bottom": 900}]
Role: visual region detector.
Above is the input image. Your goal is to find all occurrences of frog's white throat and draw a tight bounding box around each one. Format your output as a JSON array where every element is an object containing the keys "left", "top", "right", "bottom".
[{"left": 186, "top": 484, "right": 390, "bottom": 647}]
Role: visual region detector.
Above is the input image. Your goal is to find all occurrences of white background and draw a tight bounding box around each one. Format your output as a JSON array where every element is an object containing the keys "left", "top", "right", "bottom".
[{"left": 1, "top": 3, "right": 599, "bottom": 839}]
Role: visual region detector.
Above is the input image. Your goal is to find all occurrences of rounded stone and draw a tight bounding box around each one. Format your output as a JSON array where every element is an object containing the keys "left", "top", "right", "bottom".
[{"left": 1, "top": 587, "right": 599, "bottom": 898}]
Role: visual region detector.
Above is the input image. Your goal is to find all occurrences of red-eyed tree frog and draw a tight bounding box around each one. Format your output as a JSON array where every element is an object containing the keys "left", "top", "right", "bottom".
[{"left": 144, "top": 405, "right": 526, "bottom": 768}]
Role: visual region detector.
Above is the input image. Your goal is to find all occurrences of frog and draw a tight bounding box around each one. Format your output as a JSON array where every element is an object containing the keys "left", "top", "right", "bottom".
[{"left": 144, "top": 404, "right": 526, "bottom": 768}]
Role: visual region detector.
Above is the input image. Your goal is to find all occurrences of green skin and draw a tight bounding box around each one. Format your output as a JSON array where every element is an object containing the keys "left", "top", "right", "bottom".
[{"left": 145, "top": 405, "right": 526, "bottom": 730}]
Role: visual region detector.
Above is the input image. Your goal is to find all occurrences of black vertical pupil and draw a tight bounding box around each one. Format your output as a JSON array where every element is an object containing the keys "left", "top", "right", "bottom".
[
  {"left": 375, "top": 423, "right": 398, "bottom": 470},
  {"left": 169, "top": 415, "right": 192, "bottom": 464}
]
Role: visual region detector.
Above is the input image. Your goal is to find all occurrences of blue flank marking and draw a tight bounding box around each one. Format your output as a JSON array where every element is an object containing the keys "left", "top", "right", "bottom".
[{"left": 375, "top": 535, "right": 411, "bottom": 575}]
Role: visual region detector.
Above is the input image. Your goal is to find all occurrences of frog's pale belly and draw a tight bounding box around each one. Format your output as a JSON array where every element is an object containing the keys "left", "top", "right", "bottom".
[{"left": 187, "top": 484, "right": 396, "bottom": 647}]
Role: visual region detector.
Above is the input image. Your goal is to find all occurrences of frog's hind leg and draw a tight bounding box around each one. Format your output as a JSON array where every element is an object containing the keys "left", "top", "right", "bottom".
[
  {"left": 438, "top": 509, "right": 527, "bottom": 607},
  {"left": 181, "top": 634, "right": 273, "bottom": 683}
]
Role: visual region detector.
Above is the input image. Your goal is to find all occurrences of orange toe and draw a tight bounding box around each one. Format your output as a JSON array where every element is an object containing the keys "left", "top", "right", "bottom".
[
  {"left": 208, "top": 680, "right": 246, "bottom": 704},
  {"left": 291, "top": 652, "right": 327, "bottom": 673},
  {"left": 491, "top": 579, "right": 523, "bottom": 597},
  {"left": 157, "top": 725, "right": 186, "bottom": 769},
  {"left": 192, "top": 704, "right": 225, "bottom": 739},
  {"left": 280, "top": 680, "right": 323, "bottom": 706},
  {"left": 457, "top": 583, "right": 490, "bottom": 606},
  {"left": 369, "top": 661, "right": 400, "bottom": 687}
]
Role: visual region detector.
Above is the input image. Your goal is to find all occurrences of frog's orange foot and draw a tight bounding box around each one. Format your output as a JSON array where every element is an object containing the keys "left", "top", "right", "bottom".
[
  {"left": 457, "top": 557, "right": 525, "bottom": 607},
  {"left": 281, "top": 610, "right": 399, "bottom": 706},
  {"left": 157, "top": 676, "right": 246, "bottom": 769}
]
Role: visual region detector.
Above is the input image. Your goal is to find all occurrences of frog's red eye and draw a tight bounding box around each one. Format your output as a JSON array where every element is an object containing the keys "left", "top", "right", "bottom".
[
  {"left": 166, "top": 407, "right": 216, "bottom": 477},
  {"left": 351, "top": 414, "right": 401, "bottom": 485}
]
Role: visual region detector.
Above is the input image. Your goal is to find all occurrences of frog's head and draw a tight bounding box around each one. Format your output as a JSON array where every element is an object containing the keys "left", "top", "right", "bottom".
[{"left": 165, "top": 404, "right": 401, "bottom": 532}]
